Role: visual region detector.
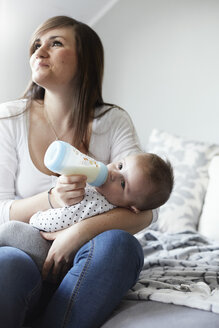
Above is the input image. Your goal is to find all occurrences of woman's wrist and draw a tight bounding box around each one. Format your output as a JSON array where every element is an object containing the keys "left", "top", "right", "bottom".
[
  {"left": 47, "top": 187, "right": 60, "bottom": 209},
  {"left": 48, "top": 187, "right": 54, "bottom": 208}
]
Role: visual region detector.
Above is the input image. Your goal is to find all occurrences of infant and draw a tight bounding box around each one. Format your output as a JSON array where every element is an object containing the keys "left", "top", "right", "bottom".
[{"left": 0, "top": 152, "right": 174, "bottom": 271}]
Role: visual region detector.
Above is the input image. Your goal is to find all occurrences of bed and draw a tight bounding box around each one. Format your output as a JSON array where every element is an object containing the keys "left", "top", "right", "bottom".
[{"left": 102, "top": 129, "right": 219, "bottom": 327}]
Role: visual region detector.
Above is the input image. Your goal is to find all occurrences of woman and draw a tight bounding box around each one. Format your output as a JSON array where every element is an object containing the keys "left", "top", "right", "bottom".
[{"left": 0, "top": 16, "right": 155, "bottom": 328}]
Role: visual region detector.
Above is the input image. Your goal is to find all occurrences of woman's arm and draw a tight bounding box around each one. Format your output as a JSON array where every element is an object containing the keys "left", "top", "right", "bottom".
[
  {"left": 10, "top": 175, "right": 86, "bottom": 222},
  {"left": 41, "top": 207, "right": 152, "bottom": 280},
  {"left": 0, "top": 108, "right": 54, "bottom": 223},
  {"left": 10, "top": 191, "right": 55, "bottom": 223}
]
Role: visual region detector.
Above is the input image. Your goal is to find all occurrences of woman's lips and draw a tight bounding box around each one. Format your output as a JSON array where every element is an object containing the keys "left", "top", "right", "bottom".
[{"left": 35, "top": 61, "right": 49, "bottom": 69}]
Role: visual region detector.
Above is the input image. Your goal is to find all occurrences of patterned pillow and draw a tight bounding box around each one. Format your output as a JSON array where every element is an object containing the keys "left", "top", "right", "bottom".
[
  {"left": 198, "top": 156, "right": 219, "bottom": 240},
  {"left": 146, "top": 129, "right": 219, "bottom": 233}
]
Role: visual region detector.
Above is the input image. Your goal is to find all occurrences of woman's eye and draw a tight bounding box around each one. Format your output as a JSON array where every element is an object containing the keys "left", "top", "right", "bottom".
[
  {"left": 121, "top": 180, "right": 125, "bottom": 190},
  {"left": 118, "top": 163, "right": 123, "bottom": 170},
  {"left": 33, "top": 43, "right": 41, "bottom": 52},
  {"left": 52, "top": 40, "right": 63, "bottom": 47}
]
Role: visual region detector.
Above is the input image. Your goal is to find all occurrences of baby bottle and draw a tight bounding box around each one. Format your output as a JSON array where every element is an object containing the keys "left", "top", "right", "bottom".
[{"left": 44, "top": 140, "right": 108, "bottom": 187}]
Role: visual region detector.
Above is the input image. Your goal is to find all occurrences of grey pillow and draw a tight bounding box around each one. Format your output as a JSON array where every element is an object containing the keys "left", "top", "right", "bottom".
[{"left": 147, "top": 129, "right": 219, "bottom": 233}]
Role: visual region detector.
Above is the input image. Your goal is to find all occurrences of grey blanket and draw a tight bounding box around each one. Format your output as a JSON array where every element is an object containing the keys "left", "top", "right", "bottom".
[{"left": 127, "top": 230, "right": 219, "bottom": 313}]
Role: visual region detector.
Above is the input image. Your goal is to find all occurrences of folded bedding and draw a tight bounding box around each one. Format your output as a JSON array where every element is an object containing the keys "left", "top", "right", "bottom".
[{"left": 128, "top": 230, "right": 219, "bottom": 314}]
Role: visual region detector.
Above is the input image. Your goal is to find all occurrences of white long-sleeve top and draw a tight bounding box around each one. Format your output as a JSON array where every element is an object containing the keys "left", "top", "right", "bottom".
[{"left": 0, "top": 99, "right": 143, "bottom": 224}]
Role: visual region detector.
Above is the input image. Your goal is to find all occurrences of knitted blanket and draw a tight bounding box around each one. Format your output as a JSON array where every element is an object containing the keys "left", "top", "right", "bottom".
[{"left": 127, "top": 230, "right": 219, "bottom": 313}]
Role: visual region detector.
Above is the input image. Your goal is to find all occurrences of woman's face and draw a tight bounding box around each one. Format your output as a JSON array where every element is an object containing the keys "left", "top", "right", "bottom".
[{"left": 30, "top": 26, "right": 77, "bottom": 91}]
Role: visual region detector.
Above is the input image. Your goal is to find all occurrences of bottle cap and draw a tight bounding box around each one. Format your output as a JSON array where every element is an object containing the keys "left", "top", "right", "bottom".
[{"left": 44, "top": 141, "right": 68, "bottom": 173}]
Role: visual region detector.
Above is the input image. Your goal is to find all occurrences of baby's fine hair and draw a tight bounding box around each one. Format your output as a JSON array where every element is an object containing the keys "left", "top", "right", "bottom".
[{"left": 137, "top": 153, "right": 174, "bottom": 211}]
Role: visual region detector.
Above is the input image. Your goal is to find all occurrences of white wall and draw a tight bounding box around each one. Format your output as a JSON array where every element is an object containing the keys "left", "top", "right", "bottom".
[
  {"left": 93, "top": 0, "right": 219, "bottom": 146},
  {"left": 1, "top": 0, "right": 219, "bottom": 146},
  {"left": 0, "top": 0, "right": 64, "bottom": 102},
  {"left": 0, "top": 0, "right": 115, "bottom": 102}
]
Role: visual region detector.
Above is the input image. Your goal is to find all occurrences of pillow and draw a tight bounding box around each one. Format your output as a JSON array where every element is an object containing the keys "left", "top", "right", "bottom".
[
  {"left": 146, "top": 129, "right": 219, "bottom": 233},
  {"left": 198, "top": 156, "right": 219, "bottom": 240}
]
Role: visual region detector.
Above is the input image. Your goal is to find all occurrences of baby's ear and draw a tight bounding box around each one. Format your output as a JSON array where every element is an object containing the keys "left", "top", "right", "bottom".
[{"left": 130, "top": 206, "right": 141, "bottom": 214}]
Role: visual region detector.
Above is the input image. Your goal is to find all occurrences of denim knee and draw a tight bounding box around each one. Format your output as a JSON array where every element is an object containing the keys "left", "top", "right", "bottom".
[
  {"left": 0, "top": 247, "right": 42, "bottom": 328},
  {"left": 94, "top": 229, "right": 144, "bottom": 284},
  {"left": 70, "top": 229, "right": 144, "bottom": 327}
]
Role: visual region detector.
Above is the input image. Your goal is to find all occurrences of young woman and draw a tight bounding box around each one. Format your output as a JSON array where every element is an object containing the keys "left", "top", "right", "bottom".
[{"left": 0, "top": 16, "right": 156, "bottom": 328}]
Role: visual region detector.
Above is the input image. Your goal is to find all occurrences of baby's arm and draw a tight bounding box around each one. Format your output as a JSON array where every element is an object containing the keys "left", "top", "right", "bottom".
[{"left": 30, "top": 186, "right": 115, "bottom": 232}]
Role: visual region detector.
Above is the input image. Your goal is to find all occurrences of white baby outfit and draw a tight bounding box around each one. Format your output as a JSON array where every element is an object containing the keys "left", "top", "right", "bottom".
[{"left": 30, "top": 185, "right": 115, "bottom": 232}]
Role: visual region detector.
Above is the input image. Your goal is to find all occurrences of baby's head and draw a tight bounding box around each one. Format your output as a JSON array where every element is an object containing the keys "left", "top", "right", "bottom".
[
  {"left": 96, "top": 153, "right": 174, "bottom": 212},
  {"left": 131, "top": 153, "right": 174, "bottom": 212}
]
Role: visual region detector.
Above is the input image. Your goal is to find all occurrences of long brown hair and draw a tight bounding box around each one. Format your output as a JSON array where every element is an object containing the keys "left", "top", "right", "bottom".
[{"left": 23, "top": 16, "right": 110, "bottom": 150}]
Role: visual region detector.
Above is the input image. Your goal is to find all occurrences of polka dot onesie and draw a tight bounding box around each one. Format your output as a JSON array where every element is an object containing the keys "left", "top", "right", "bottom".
[{"left": 30, "top": 185, "right": 116, "bottom": 232}]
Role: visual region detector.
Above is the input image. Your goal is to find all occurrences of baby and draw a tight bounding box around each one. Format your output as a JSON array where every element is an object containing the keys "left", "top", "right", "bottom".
[{"left": 0, "top": 152, "right": 174, "bottom": 271}]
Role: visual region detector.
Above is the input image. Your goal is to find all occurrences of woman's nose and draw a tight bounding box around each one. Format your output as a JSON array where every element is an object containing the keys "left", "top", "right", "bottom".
[{"left": 35, "top": 44, "right": 49, "bottom": 58}]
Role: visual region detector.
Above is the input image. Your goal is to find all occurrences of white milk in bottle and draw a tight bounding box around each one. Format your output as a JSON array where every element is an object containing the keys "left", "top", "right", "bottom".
[{"left": 44, "top": 141, "right": 108, "bottom": 187}]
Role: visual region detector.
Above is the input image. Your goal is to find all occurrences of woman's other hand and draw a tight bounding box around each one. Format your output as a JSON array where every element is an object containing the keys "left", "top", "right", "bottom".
[
  {"left": 51, "top": 174, "right": 87, "bottom": 207},
  {"left": 40, "top": 225, "right": 82, "bottom": 282}
]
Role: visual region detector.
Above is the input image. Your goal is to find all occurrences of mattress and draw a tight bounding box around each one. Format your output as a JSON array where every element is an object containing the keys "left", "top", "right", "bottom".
[{"left": 102, "top": 300, "right": 219, "bottom": 328}]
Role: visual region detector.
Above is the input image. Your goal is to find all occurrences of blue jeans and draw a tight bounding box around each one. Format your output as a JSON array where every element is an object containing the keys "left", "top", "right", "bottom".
[
  {"left": 0, "top": 246, "right": 42, "bottom": 327},
  {"left": 0, "top": 230, "right": 143, "bottom": 328}
]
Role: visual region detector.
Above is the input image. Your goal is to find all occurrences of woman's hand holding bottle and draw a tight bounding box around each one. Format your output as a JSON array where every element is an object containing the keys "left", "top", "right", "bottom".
[{"left": 50, "top": 174, "right": 87, "bottom": 207}]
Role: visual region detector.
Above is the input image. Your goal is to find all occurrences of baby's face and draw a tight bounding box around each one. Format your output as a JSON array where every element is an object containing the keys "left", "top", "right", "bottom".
[{"left": 96, "top": 154, "right": 150, "bottom": 211}]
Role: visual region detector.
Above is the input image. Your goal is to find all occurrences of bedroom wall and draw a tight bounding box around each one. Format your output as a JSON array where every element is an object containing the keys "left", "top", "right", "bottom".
[
  {"left": 0, "top": 0, "right": 116, "bottom": 103},
  {"left": 1, "top": 0, "right": 219, "bottom": 147},
  {"left": 93, "top": 0, "right": 219, "bottom": 147}
]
